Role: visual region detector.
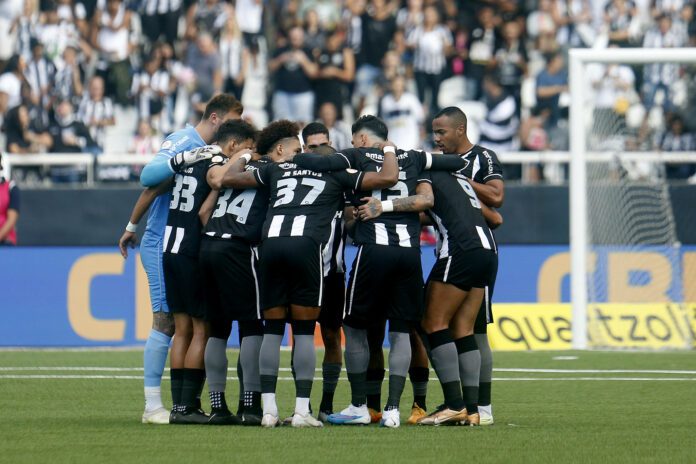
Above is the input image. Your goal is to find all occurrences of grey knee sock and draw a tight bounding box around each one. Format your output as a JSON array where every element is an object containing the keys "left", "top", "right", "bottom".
[
  {"left": 344, "top": 325, "right": 369, "bottom": 406},
  {"left": 475, "top": 333, "right": 492, "bottom": 406},
  {"left": 455, "top": 335, "right": 480, "bottom": 414},
  {"left": 259, "top": 334, "right": 283, "bottom": 394},
  {"left": 241, "top": 335, "right": 262, "bottom": 393},
  {"left": 204, "top": 337, "right": 228, "bottom": 393},
  {"left": 293, "top": 334, "right": 316, "bottom": 398},
  {"left": 385, "top": 331, "right": 411, "bottom": 410},
  {"left": 428, "top": 330, "right": 464, "bottom": 410}
]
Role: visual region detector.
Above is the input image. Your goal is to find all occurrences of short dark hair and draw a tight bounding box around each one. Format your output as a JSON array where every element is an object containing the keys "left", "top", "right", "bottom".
[
  {"left": 256, "top": 120, "right": 299, "bottom": 156},
  {"left": 351, "top": 115, "right": 388, "bottom": 140},
  {"left": 203, "top": 94, "right": 244, "bottom": 120},
  {"left": 302, "top": 122, "right": 329, "bottom": 142},
  {"left": 215, "top": 119, "right": 257, "bottom": 145},
  {"left": 433, "top": 106, "right": 468, "bottom": 130}
]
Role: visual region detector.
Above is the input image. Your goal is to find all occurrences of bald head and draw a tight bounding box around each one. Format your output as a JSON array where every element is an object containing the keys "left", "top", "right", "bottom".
[{"left": 431, "top": 106, "right": 471, "bottom": 154}]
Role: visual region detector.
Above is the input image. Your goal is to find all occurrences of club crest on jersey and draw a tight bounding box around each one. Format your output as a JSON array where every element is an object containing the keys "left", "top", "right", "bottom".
[
  {"left": 461, "top": 158, "right": 471, "bottom": 170},
  {"left": 211, "top": 155, "right": 225, "bottom": 164}
]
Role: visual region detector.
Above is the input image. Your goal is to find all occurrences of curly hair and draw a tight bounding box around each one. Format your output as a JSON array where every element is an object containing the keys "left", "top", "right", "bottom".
[{"left": 256, "top": 119, "right": 300, "bottom": 156}]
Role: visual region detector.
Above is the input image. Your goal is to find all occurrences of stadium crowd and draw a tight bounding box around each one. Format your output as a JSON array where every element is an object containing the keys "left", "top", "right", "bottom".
[{"left": 0, "top": 0, "right": 696, "bottom": 183}]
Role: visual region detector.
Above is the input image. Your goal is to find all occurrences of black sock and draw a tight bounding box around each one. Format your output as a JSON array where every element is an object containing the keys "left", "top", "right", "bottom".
[
  {"left": 170, "top": 368, "right": 184, "bottom": 411},
  {"left": 320, "top": 391, "right": 335, "bottom": 413},
  {"left": 182, "top": 368, "right": 206, "bottom": 409},
  {"left": 242, "top": 391, "right": 261, "bottom": 413},
  {"left": 237, "top": 355, "right": 244, "bottom": 414},
  {"left": 347, "top": 371, "right": 367, "bottom": 407},
  {"left": 409, "top": 367, "right": 429, "bottom": 410},
  {"left": 366, "top": 368, "right": 385, "bottom": 411},
  {"left": 479, "top": 382, "right": 492, "bottom": 406},
  {"left": 209, "top": 390, "right": 228, "bottom": 412}
]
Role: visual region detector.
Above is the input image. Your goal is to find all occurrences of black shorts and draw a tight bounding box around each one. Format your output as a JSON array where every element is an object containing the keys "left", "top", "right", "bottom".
[
  {"left": 474, "top": 255, "right": 498, "bottom": 334},
  {"left": 427, "top": 246, "right": 497, "bottom": 293},
  {"left": 163, "top": 253, "right": 204, "bottom": 318},
  {"left": 259, "top": 237, "right": 324, "bottom": 310},
  {"left": 319, "top": 272, "right": 345, "bottom": 330},
  {"left": 345, "top": 244, "right": 424, "bottom": 327},
  {"left": 199, "top": 237, "right": 261, "bottom": 326}
]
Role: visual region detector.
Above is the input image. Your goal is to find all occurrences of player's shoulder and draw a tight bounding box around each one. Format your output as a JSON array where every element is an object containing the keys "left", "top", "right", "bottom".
[{"left": 472, "top": 144, "right": 500, "bottom": 161}]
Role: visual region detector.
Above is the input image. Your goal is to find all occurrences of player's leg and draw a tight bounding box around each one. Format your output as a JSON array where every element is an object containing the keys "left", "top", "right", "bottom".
[
  {"left": 476, "top": 262, "right": 498, "bottom": 425},
  {"left": 318, "top": 272, "right": 345, "bottom": 420},
  {"left": 170, "top": 312, "right": 193, "bottom": 421},
  {"left": 289, "top": 305, "right": 322, "bottom": 427},
  {"left": 407, "top": 332, "right": 430, "bottom": 424},
  {"left": 366, "top": 320, "right": 386, "bottom": 423},
  {"left": 417, "top": 280, "right": 468, "bottom": 426},
  {"left": 259, "top": 308, "right": 287, "bottom": 428},
  {"left": 450, "top": 287, "right": 485, "bottom": 426},
  {"left": 140, "top": 244, "right": 173, "bottom": 424},
  {"left": 180, "top": 316, "right": 209, "bottom": 416},
  {"left": 381, "top": 319, "right": 412, "bottom": 428},
  {"left": 238, "top": 320, "right": 264, "bottom": 424}
]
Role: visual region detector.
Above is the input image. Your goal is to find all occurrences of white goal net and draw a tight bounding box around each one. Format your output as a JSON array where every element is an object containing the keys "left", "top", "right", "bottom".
[{"left": 569, "top": 48, "right": 696, "bottom": 350}]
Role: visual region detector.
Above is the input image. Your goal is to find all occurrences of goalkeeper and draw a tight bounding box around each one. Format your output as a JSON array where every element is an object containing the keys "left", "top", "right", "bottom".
[{"left": 117, "top": 94, "right": 244, "bottom": 424}]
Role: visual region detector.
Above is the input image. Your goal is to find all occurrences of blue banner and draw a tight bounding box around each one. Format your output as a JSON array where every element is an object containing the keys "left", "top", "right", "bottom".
[{"left": 1, "top": 245, "right": 693, "bottom": 346}]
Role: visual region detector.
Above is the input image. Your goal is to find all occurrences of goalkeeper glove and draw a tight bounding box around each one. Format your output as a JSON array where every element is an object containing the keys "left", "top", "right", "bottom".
[{"left": 168, "top": 145, "right": 222, "bottom": 172}]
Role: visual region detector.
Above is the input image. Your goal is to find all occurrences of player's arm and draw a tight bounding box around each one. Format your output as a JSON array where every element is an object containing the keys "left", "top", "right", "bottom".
[
  {"left": 357, "top": 181, "right": 434, "bottom": 221},
  {"left": 118, "top": 179, "right": 172, "bottom": 259},
  {"left": 220, "top": 153, "right": 262, "bottom": 189},
  {"left": 140, "top": 144, "right": 222, "bottom": 187},
  {"left": 207, "top": 149, "right": 254, "bottom": 189},
  {"left": 469, "top": 178, "right": 504, "bottom": 208},
  {"left": 419, "top": 212, "right": 433, "bottom": 226},
  {"left": 481, "top": 203, "right": 503, "bottom": 229},
  {"left": 356, "top": 144, "right": 398, "bottom": 190},
  {"left": 293, "top": 152, "right": 353, "bottom": 171},
  {"left": 199, "top": 189, "right": 219, "bottom": 227},
  {"left": 419, "top": 151, "right": 469, "bottom": 171},
  {"left": 344, "top": 205, "right": 357, "bottom": 237},
  {"left": 0, "top": 182, "right": 19, "bottom": 242}
]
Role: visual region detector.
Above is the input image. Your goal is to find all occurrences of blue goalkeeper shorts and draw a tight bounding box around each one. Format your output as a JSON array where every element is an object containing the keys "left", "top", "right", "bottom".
[{"left": 140, "top": 233, "right": 169, "bottom": 313}]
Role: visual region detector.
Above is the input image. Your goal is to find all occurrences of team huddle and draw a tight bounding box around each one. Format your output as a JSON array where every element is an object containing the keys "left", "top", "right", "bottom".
[{"left": 119, "top": 94, "right": 504, "bottom": 428}]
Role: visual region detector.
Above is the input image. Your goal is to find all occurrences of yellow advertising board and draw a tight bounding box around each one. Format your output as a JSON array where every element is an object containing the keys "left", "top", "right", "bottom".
[{"left": 488, "top": 303, "right": 696, "bottom": 351}]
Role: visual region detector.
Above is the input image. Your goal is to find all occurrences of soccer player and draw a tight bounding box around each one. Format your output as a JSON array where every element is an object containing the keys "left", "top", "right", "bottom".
[
  {"left": 196, "top": 119, "right": 261, "bottom": 425},
  {"left": 221, "top": 120, "right": 399, "bottom": 428},
  {"left": 293, "top": 116, "right": 467, "bottom": 427},
  {"left": 117, "top": 94, "right": 243, "bottom": 424},
  {"left": 300, "top": 122, "right": 347, "bottom": 420},
  {"left": 430, "top": 106, "right": 504, "bottom": 426}
]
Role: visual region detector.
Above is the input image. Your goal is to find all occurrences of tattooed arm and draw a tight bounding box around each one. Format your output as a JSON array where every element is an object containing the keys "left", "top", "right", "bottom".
[{"left": 357, "top": 182, "right": 434, "bottom": 221}]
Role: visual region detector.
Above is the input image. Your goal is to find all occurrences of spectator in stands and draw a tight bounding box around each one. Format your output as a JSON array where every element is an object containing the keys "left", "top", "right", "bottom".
[
  {"left": 3, "top": 104, "right": 53, "bottom": 154},
  {"left": 343, "top": 0, "right": 365, "bottom": 60},
  {"left": 186, "top": 0, "right": 227, "bottom": 41},
  {"left": 131, "top": 54, "right": 169, "bottom": 133},
  {"left": 91, "top": 0, "right": 133, "bottom": 105},
  {"left": 130, "top": 119, "right": 160, "bottom": 155},
  {"left": 52, "top": 44, "right": 83, "bottom": 106},
  {"left": 354, "top": 0, "right": 397, "bottom": 113},
  {"left": 49, "top": 98, "right": 97, "bottom": 154},
  {"left": 0, "top": 54, "right": 25, "bottom": 113},
  {"left": 552, "top": 0, "right": 594, "bottom": 48},
  {"left": 78, "top": 75, "right": 115, "bottom": 151},
  {"left": 466, "top": 6, "right": 498, "bottom": 100},
  {"left": 186, "top": 32, "right": 222, "bottom": 114},
  {"left": 314, "top": 26, "right": 355, "bottom": 119},
  {"left": 642, "top": 13, "right": 685, "bottom": 113},
  {"left": 318, "top": 101, "right": 351, "bottom": 150},
  {"left": 494, "top": 20, "right": 527, "bottom": 115},
  {"left": 235, "top": 0, "right": 264, "bottom": 46},
  {"left": 268, "top": 26, "right": 318, "bottom": 123},
  {"left": 587, "top": 56, "right": 636, "bottom": 140},
  {"left": 24, "top": 38, "right": 55, "bottom": 109},
  {"left": 479, "top": 73, "right": 519, "bottom": 154},
  {"left": 303, "top": 9, "right": 327, "bottom": 53},
  {"left": 407, "top": 5, "right": 451, "bottom": 117},
  {"left": 658, "top": 114, "right": 696, "bottom": 179},
  {"left": 301, "top": 0, "right": 342, "bottom": 29},
  {"left": 140, "top": 0, "right": 182, "bottom": 47},
  {"left": 0, "top": 152, "right": 20, "bottom": 246},
  {"left": 9, "top": 0, "right": 38, "bottom": 63},
  {"left": 37, "top": 1, "right": 82, "bottom": 62},
  {"left": 379, "top": 74, "right": 423, "bottom": 150},
  {"left": 219, "top": 9, "right": 248, "bottom": 101},
  {"left": 604, "top": 0, "right": 638, "bottom": 47},
  {"left": 536, "top": 51, "right": 568, "bottom": 129},
  {"left": 396, "top": 0, "right": 423, "bottom": 38}
]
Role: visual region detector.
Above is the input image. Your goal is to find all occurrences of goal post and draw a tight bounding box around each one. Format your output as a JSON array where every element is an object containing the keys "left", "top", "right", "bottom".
[{"left": 569, "top": 47, "right": 696, "bottom": 350}]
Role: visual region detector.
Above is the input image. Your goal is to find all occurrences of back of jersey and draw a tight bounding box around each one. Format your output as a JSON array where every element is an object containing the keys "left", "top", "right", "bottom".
[
  {"left": 163, "top": 160, "right": 214, "bottom": 256},
  {"left": 255, "top": 162, "right": 361, "bottom": 244},
  {"left": 351, "top": 149, "right": 428, "bottom": 248},
  {"left": 144, "top": 125, "right": 206, "bottom": 240},
  {"left": 204, "top": 158, "right": 270, "bottom": 244},
  {"left": 427, "top": 170, "right": 495, "bottom": 258}
]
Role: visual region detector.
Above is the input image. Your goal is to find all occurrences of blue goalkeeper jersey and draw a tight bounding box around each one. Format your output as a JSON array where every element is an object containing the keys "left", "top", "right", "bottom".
[{"left": 142, "top": 125, "right": 206, "bottom": 240}]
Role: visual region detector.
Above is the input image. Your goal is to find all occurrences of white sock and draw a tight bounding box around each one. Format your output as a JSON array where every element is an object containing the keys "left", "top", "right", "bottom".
[
  {"left": 144, "top": 386, "right": 163, "bottom": 412},
  {"left": 479, "top": 404, "right": 492, "bottom": 416},
  {"left": 262, "top": 393, "right": 278, "bottom": 416},
  {"left": 295, "top": 397, "right": 310, "bottom": 416}
]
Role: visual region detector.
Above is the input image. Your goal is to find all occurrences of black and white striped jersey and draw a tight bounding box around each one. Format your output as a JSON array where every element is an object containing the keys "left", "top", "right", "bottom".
[
  {"left": 203, "top": 158, "right": 270, "bottom": 245},
  {"left": 254, "top": 162, "right": 363, "bottom": 244},
  {"left": 163, "top": 156, "right": 221, "bottom": 256},
  {"left": 460, "top": 145, "right": 504, "bottom": 184},
  {"left": 323, "top": 207, "right": 347, "bottom": 276},
  {"left": 425, "top": 170, "right": 497, "bottom": 258}
]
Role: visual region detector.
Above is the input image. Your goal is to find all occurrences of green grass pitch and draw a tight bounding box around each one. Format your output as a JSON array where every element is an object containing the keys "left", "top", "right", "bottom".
[{"left": 1, "top": 349, "right": 694, "bottom": 463}]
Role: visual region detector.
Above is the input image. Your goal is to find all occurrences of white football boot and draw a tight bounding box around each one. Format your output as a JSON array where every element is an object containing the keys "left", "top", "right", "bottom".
[
  {"left": 142, "top": 407, "right": 170, "bottom": 424},
  {"left": 379, "top": 408, "right": 400, "bottom": 428}
]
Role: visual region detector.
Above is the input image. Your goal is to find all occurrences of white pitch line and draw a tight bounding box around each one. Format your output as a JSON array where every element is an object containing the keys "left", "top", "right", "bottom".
[
  {"left": 1, "top": 375, "right": 696, "bottom": 381},
  {"left": 495, "top": 368, "right": 696, "bottom": 374}
]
